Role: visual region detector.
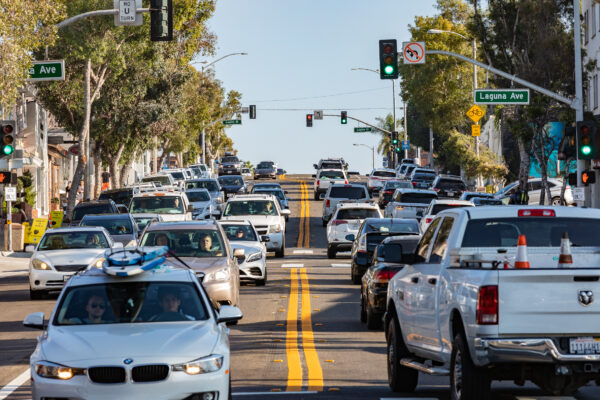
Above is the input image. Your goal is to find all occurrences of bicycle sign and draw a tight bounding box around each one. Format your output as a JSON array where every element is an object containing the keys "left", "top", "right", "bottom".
[
  {"left": 466, "top": 104, "right": 485, "bottom": 123},
  {"left": 403, "top": 42, "right": 426, "bottom": 64}
]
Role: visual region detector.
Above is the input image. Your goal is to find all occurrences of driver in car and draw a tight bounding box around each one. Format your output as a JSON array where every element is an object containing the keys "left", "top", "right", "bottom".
[
  {"left": 150, "top": 287, "right": 194, "bottom": 321},
  {"left": 197, "top": 233, "right": 221, "bottom": 256}
]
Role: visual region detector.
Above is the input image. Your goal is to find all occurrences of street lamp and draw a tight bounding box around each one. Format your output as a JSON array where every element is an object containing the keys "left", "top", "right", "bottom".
[
  {"left": 353, "top": 143, "right": 375, "bottom": 170},
  {"left": 191, "top": 52, "right": 248, "bottom": 72}
]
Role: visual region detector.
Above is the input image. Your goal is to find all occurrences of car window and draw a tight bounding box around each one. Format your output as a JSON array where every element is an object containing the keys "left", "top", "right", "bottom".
[
  {"left": 431, "top": 204, "right": 472, "bottom": 214},
  {"left": 412, "top": 173, "right": 436, "bottom": 181},
  {"left": 185, "top": 191, "right": 211, "bottom": 202},
  {"left": 384, "top": 181, "right": 412, "bottom": 190},
  {"left": 141, "top": 229, "right": 225, "bottom": 257},
  {"left": 254, "top": 189, "right": 285, "bottom": 200},
  {"left": 130, "top": 196, "right": 184, "bottom": 214},
  {"left": 221, "top": 156, "right": 239, "bottom": 163},
  {"left": 134, "top": 217, "right": 157, "bottom": 232},
  {"left": 54, "top": 282, "right": 209, "bottom": 325},
  {"left": 364, "top": 220, "right": 420, "bottom": 233},
  {"left": 373, "top": 171, "right": 396, "bottom": 178},
  {"left": 168, "top": 171, "right": 185, "bottom": 180},
  {"left": 529, "top": 181, "right": 543, "bottom": 191},
  {"left": 436, "top": 180, "right": 466, "bottom": 190},
  {"left": 251, "top": 184, "right": 280, "bottom": 192},
  {"left": 223, "top": 200, "right": 278, "bottom": 216},
  {"left": 397, "top": 192, "right": 437, "bottom": 204},
  {"left": 73, "top": 204, "right": 113, "bottom": 221},
  {"left": 81, "top": 218, "right": 134, "bottom": 235},
  {"left": 429, "top": 217, "right": 454, "bottom": 263},
  {"left": 319, "top": 170, "right": 345, "bottom": 179},
  {"left": 329, "top": 186, "right": 367, "bottom": 199},
  {"left": 38, "top": 231, "right": 109, "bottom": 250},
  {"left": 186, "top": 180, "right": 219, "bottom": 192},
  {"left": 257, "top": 162, "right": 274, "bottom": 168},
  {"left": 414, "top": 218, "right": 441, "bottom": 262},
  {"left": 218, "top": 176, "right": 244, "bottom": 186},
  {"left": 142, "top": 175, "right": 172, "bottom": 185},
  {"left": 320, "top": 162, "right": 343, "bottom": 169},
  {"left": 222, "top": 224, "right": 258, "bottom": 242},
  {"left": 335, "top": 208, "right": 380, "bottom": 220}
]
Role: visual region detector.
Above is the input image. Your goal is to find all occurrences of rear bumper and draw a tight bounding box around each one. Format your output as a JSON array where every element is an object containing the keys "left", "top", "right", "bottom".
[{"left": 474, "top": 337, "right": 600, "bottom": 364}]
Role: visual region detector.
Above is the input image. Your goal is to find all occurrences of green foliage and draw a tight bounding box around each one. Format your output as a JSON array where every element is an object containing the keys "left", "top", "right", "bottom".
[{"left": 17, "top": 170, "right": 36, "bottom": 206}]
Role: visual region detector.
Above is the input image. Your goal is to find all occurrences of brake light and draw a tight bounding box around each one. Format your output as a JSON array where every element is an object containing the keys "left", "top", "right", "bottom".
[
  {"left": 518, "top": 209, "right": 555, "bottom": 217},
  {"left": 476, "top": 285, "right": 498, "bottom": 325},
  {"left": 326, "top": 199, "right": 330, "bottom": 207},
  {"left": 374, "top": 269, "right": 397, "bottom": 283},
  {"left": 357, "top": 235, "right": 367, "bottom": 253},
  {"left": 317, "top": 180, "right": 320, "bottom": 186},
  {"left": 425, "top": 217, "right": 432, "bottom": 224},
  {"left": 331, "top": 220, "right": 348, "bottom": 226},
  {"left": 432, "top": 187, "right": 440, "bottom": 192},
  {"left": 344, "top": 180, "right": 348, "bottom": 184},
  {"left": 411, "top": 181, "right": 417, "bottom": 186}
]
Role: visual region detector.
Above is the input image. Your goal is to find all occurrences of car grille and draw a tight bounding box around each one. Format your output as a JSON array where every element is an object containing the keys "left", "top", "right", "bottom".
[
  {"left": 131, "top": 364, "right": 169, "bottom": 382},
  {"left": 53, "top": 264, "right": 88, "bottom": 272},
  {"left": 255, "top": 225, "right": 268, "bottom": 235},
  {"left": 249, "top": 267, "right": 262, "bottom": 276},
  {"left": 88, "top": 367, "right": 126, "bottom": 383}
]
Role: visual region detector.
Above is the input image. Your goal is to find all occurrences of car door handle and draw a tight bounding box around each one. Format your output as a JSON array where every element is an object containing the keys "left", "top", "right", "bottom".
[
  {"left": 428, "top": 278, "right": 437, "bottom": 285},
  {"left": 411, "top": 276, "right": 419, "bottom": 284}
]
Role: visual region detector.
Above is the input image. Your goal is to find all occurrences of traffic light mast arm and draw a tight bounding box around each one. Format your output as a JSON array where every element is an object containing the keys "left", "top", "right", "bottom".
[
  {"left": 322, "top": 114, "right": 392, "bottom": 135},
  {"left": 56, "top": 7, "right": 150, "bottom": 29}
]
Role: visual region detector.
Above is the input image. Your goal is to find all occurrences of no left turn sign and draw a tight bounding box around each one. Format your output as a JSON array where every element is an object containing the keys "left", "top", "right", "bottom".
[{"left": 403, "top": 42, "right": 426, "bottom": 64}]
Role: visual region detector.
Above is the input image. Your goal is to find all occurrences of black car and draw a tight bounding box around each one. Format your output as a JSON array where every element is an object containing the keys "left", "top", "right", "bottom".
[
  {"left": 360, "top": 235, "right": 420, "bottom": 329},
  {"left": 254, "top": 161, "right": 277, "bottom": 179},
  {"left": 410, "top": 169, "right": 437, "bottom": 190},
  {"left": 349, "top": 218, "right": 421, "bottom": 284},
  {"left": 69, "top": 199, "right": 119, "bottom": 226},
  {"left": 378, "top": 180, "right": 412, "bottom": 208},
  {"left": 431, "top": 175, "right": 467, "bottom": 198},
  {"left": 98, "top": 188, "right": 134, "bottom": 207},
  {"left": 218, "top": 175, "right": 247, "bottom": 197},
  {"left": 472, "top": 197, "right": 504, "bottom": 206}
]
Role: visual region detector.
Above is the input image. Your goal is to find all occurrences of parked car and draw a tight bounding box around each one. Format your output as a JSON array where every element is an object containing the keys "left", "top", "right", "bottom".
[
  {"left": 69, "top": 199, "right": 120, "bottom": 226},
  {"left": 218, "top": 175, "right": 247, "bottom": 198},
  {"left": 80, "top": 213, "right": 139, "bottom": 247},
  {"left": 494, "top": 178, "right": 574, "bottom": 205},
  {"left": 378, "top": 180, "right": 413, "bottom": 208},
  {"left": 430, "top": 175, "right": 467, "bottom": 198},
  {"left": 322, "top": 184, "right": 370, "bottom": 226},
  {"left": 313, "top": 169, "right": 347, "bottom": 200},
  {"left": 220, "top": 220, "right": 268, "bottom": 285},
  {"left": 326, "top": 203, "right": 382, "bottom": 259},
  {"left": 254, "top": 161, "right": 277, "bottom": 179}
]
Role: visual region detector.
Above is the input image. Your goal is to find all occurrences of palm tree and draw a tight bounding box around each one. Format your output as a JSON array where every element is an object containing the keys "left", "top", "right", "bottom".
[{"left": 374, "top": 113, "right": 402, "bottom": 158}]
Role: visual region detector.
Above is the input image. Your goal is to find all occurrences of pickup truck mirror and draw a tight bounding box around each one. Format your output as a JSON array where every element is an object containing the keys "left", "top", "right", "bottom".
[
  {"left": 24, "top": 312, "right": 45, "bottom": 330},
  {"left": 345, "top": 234, "right": 355, "bottom": 242},
  {"left": 313, "top": 164, "right": 318, "bottom": 169},
  {"left": 187, "top": 205, "right": 195, "bottom": 213},
  {"left": 319, "top": 193, "right": 325, "bottom": 200}
]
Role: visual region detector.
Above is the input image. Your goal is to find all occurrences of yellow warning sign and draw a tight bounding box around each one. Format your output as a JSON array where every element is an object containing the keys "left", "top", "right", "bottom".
[
  {"left": 24, "top": 218, "right": 48, "bottom": 244},
  {"left": 50, "top": 210, "right": 63, "bottom": 228},
  {"left": 466, "top": 105, "right": 485, "bottom": 123},
  {"left": 472, "top": 124, "right": 481, "bottom": 137}
]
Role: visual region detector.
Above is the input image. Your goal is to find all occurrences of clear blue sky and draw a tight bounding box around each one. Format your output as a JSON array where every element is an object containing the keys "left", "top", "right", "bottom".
[{"left": 197, "top": 0, "right": 437, "bottom": 174}]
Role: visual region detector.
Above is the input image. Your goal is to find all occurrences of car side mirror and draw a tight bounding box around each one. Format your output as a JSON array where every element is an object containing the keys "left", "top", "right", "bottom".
[
  {"left": 319, "top": 193, "right": 325, "bottom": 200},
  {"left": 313, "top": 164, "right": 318, "bottom": 169},
  {"left": 24, "top": 312, "right": 45, "bottom": 330},
  {"left": 187, "top": 205, "right": 195, "bottom": 213},
  {"left": 217, "top": 305, "right": 243, "bottom": 324},
  {"left": 261, "top": 235, "right": 270, "bottom": 243},
  {"left": 233, "top": 248, "right": 245, "bottom": 261},
  {"left": 345, "top": 234, "right": 355, "bottom": 241},
  {"left": 281, "top": 209, "right": 291, "bottom": 216}
]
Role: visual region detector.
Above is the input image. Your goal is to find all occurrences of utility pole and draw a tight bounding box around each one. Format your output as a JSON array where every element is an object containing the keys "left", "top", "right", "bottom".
[
  {"left": 573, "top": 0, "right": 588, "bottom": 206},
  {"left": 392, "top": 80, "right": 397, "bottom": 169},
  {"left": 429, "top": 127, "right": 434, "bottom": 169},
  {"left": 403, "top": 100, "right": 408, "bottom": 159}
]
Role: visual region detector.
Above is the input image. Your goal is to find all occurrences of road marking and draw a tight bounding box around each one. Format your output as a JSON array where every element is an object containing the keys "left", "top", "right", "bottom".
[
  {"left": 293, "top": 250, "right": 313, "bottom": 254},
  {"left": 295, "top": 180, "right": 311, "bottom": 249},
  {"left": 302, "top": 181, "right": 310, "bottom": 248},
  {"left": 286, "top": 269, "right": 302, "bottom": 391},
  {"left": 0, "top": 369, "right": 30, "bottom": 400},
  {"left": 233, "top": 391, "right": 318, "bottom": 396},
  {"left": 282, "top": 264, "right": 304, "bottom": 268},
  {"left": 300, "top": 269, "right": 323, "bottom": 391},
  {"left": 330, "top": 264, "right": 350, "bottom": 268},
  {"left": 0, "top": 271, "right": 28, "bottom": 278},
  {"left": 296, "top": 181, "right": 305, "bottom": 248}
]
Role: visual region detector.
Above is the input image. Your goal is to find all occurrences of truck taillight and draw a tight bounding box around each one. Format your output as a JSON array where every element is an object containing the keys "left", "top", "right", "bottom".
[
  {"left": 476, "top": 285, "right": 498, "bottom": 325},
  {"left": 326, "top": 199, "right": 330, "bottom": 207},
  {"left": 317, "top": 180, "right": 320, "bottom": 186},
  {"left": 344, "top": 180, "right": 348, "bottom": 184},
  {"left": 374, "top": 269, "right": 397, "bottom": 283},
  {"left": 433, "top": 187, "right": 440, "bottom": 192},
  {"left": 518, "top": 209, "right": 555, "bottom": 217},
  {"left": 425, "top": 217, "right": 432, "bottom": 224},
  {"left": 331, "top": 219, "right": 348, "bottom": 226},
  {"left": 411, "top": 181, "right": 417, "bottom": 186}
]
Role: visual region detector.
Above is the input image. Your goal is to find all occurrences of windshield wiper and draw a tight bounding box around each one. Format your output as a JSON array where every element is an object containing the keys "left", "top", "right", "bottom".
[{"left": 165, "top": 251, "right": 193, "bottom": 270}]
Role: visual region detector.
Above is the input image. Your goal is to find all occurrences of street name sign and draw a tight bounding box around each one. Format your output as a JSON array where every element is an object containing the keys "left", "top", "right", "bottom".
[
  {"left": 114, "top": 0, "right": 143, "bottom": 26},
  {"left": 474, "top": 89, "right": 530, "bottom": 105},
  {"left": 4, "top": 187, "right": 16, "bottom": 202},
  {"left": 466, "top": 105, "right": 485, "bottom": 123},
  {"left": 403, "top": 42, "right": 425, "bottom": 64},
  {"left": 314, "top": 110, "right": 323, "bottom": 120},
  {"left": 354, "top": 127, "right": 372, "bottom": 132},
  {"left": 223, "top": 120, "right": 241, "bottom": 125},
  {"left": 472, "top": 124, "right": 481, "bottom": 137},
  {"left": 28, "top": 60, "right": 65, "bottom": 81}
]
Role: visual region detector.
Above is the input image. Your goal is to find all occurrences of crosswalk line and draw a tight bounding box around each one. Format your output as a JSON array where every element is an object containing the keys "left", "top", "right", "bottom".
[
  {"left": 0, "top": 369, "right": 30, "bottom": 400},
  {"left": 331, "top": 264, "right": 350, "bottom": 268},
  {"left": 281, "top": 264, "right": 304, "bottom": 268}
]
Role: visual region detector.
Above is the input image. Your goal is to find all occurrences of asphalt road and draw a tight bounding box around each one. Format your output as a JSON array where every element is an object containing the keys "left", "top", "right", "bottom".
[{"left": 1, "top": 174, "right": 599, "bottom": 399}]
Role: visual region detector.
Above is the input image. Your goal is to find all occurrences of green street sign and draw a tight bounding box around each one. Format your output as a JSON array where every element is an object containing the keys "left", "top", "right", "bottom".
[
  {"left": 474, "top": 89, "right": 529, "bottom": 105},
  {"left": 223, "top": 119, "right": 241, "bottom": 125},
  {"left": 354, "top": 127, "right": 372, "bottom": 132},
  {"left": 28, "top": 60, "right": 65, "bottom": 81}
]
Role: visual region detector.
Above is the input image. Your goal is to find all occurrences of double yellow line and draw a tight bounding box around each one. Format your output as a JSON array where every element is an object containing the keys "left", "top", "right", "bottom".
[
  {"left": 296, "top": 181, "right": 310, "bottom": 248},
  {"left": 286, "top": 268, "right": 323, "bottom": 391}
]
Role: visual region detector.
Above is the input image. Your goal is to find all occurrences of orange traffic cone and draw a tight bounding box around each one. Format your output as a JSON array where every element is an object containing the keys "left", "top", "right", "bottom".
[
  {"left": 558, "top": 232, "right": 573, "bottom": 268},
  {"left": 514, "top": 234, "right": 530, "bottom": 269}
]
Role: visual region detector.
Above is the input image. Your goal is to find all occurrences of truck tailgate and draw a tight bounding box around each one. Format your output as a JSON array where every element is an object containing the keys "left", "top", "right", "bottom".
[{"left": 498, "top": 269, "right": 600, "bottom": 335}]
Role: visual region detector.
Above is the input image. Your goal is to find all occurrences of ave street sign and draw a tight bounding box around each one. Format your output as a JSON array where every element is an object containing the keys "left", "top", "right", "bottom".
[
  {"left": 466, "top": 104, "right": 485, "bottom": 123},
  {"left": 354, "top": 127, "right": 372, "bottom": 132},
  {"left": 403, "top": 42, "right": 425, "bottom": 64},
  {"left": 114, "top": 0, "right": 143, "bottom": 26},
  {"left": 28, "top": 60, "right": 65, "bottom": 81},
  {"left": 474, "top": 89, "right": 530, "bottom": 105},
  {"left": 223, "top": 120, "right": 241, "bottom": 125},
  {"left": 314, "top": 110, "right": 323, "bottom": 120}
]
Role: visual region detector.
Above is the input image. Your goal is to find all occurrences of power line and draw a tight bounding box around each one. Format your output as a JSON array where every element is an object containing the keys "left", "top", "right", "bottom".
[
  {"left": 257, "top": 107, "right": 405, "bottom": 111},
  {"left": 250, "top": 87, "right": 392, "bottom": 103}
]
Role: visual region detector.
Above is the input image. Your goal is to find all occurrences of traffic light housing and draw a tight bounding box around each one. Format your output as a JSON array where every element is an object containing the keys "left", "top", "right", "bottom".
[
  {"left": 379, "top": 39, "right": 398, "bottom": 80},
  {"left": 582, "top": 170, "right": 596, "bottom": 185},
  {"left": 249, "top": 105, "right": 256, "bottom": 119},
  {"left": 0, "top": 120, "right": 15, "bottom": 158},
  {"left": 341, "top": 111, "right": 347, "bottom": 124},
  {"left": 306, "top": 114, "right": 313, "bottom": 127},
  {"left": 576, "top": 121, "right": 597, "bottom": 160},
  {"left": 391, "top": 131, "right": 400, "bottom": 152},
  {"left": 150, "top": 0, "right": 173, "bottom": 42},
  {"left": 558, "top": 126, "right": 576, "bottom": 160}
]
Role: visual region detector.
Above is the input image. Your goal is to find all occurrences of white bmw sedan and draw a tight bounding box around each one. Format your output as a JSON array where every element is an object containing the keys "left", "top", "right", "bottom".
[
  {"left": 24, "top": 264, "right": 242, "bottom": 400},
  {"left": 29, "top": 227, "right": 123, "bottom": 299}
]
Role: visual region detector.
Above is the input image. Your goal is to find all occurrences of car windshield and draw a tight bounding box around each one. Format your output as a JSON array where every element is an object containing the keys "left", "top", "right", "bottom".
[
  {"left": 141, "top": 229, "right": 225, "bottom": 257},
  {"left": 329, "top": 186, "right": 366, "bottom": 199},
  {"left": 365, "top": 220, "right": 420, "bottom": 233},
  {"left": 464, "top": 193, "right": 493, "bottom": 200},
  {"left": 223, "top": 224, "right": 258, "bottom": 242},
  {"left": 98, "top": 190, "right": 132, "bottom": 205},
  {"left": 142, "top": 175, "right": 171, "bottom": 185},
  {"left": 257, "top": 162, "right": 274, "bottom": 168},
  {"left": 373, "top": 171, "right": 396, "bottom": 178},
  {"left": 186, "top": 191, "right": 211, "bottom": 202},
  {"left": 254, "top": 189, "right": 285, "bottom": 200},
  {"left": 223, "top": 200, "right": 278, "bottom": 216},
  {"left": 431, "top": 204, "right": 472, "bottom": 214},
  {"left": 398, "top": 193, "right": 437, "bottom": 204},
  {"left": 319, "top": 170, "right": 345, "bottom": 179},
  {"left": 437, "top": 180, "right": 466, "bottom": 190},
  {"left": 219, "top": 176, "right": 243, "bottom": 186},
  {"left": 221, "top": 156, "right": 238, "bottom": 163},
  {"left": 251, "top": 184, "right": 280, "bottom": 191},
  {"left": 473, "top": 198, "right": 503, "bottom": 206},
  {"left": 461, "top": 218, "right": 600, "bottom": 248},
  {"left": 336, "top": 208, "right": 380, "bottom": 220},
  {"left": 133, "top": 217, "right": 157, "bottom": 231},
  {"left": 385, "top": 181, "right": 412, "bottom": 190},
  {"left": 38, "top": 232, "right": 109, "bottom": 250},
  {"left": 54, "top": 282, "right": 209, "bottom": 325},
  {"left": 130, "top": 196, "right": 184, "bottom": 214},
  {"left": 495, "top": 182, "right": 517, "bottom": 196},
  {"left": 186, "top": 180, "right": 219, "bottom": 192},
  {"left": 73, "top": 205, "right": 113, "bottom": 221},
  {"left": 80, "top": 218, "right": 134, "bottom": 235},
  {"left": 412, "top": 173, "right": 436, "bottom": 181}
]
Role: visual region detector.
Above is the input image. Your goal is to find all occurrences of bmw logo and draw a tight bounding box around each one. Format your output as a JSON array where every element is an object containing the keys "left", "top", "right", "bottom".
[{"left": 123, "top": 358, "right": 133, "bottom": 365}]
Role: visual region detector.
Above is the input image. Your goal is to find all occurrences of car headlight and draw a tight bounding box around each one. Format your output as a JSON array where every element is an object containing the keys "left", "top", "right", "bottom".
[
  {"left": 35, "top": 361, "right": 85, "bottom": 380},
  {"left": 246, "top": 252, "right": 263, "bottom": 263},
  {"left": 172, "top": 354, "right": 224, "bottom": 375},
  {"left": 32, "top": 259, "right": 49, "bottom": 270},
  {"left": 268, "top": 224, "right": 281, "bottom": 234},
  {"left": 204, "top": 267, "right": 231, "bottom": 282},
  {"left": 93, "top": 258, "right": 106, "bottom": 269}
]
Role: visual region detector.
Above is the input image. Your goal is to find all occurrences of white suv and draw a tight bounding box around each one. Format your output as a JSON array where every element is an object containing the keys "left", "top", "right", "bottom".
[
  {"left": 129, "top": 191, "right": 194, "bottom": 222},
  {"left": 313, "top": 169, "right": 348, "bottom": 200},
  {"left": 220, "top": 194, "right": 290, "bottom": 258},
  {"left": 326, "top": 203, "right": 382, "bottom": 259}
]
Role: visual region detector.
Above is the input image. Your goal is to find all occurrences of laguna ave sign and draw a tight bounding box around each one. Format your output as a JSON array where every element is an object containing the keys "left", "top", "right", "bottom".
[{"left": 474, "top": 89, "right": 530, "bottom": 105}]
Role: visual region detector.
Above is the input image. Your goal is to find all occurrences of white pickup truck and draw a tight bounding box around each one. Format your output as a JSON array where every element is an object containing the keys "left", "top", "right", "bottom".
[{"left": 385, "top": 206, "right": 600, "bottom": 399}]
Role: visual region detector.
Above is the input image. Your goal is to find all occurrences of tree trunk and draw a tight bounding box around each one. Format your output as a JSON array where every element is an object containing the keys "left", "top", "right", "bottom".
[
  {"left": 119, "top": 156, "right": 134, "bottom": 188},
  {"left": 157, "top": 149, "right": 168, "bottom": 173},
  {"left": 108, "top": 142, "right": 126, "bottom": 189},
  {"left": 517, "top": 137, "right": 530, "bottom": 193},
  {"left": 93, "top": 154, "right": 102, "bottom": 199}
]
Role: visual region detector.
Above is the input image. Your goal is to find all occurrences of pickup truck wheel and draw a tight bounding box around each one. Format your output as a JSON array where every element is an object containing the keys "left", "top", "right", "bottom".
[
  {"left": 387, "top": 318, "right": 418, "bottom": 392},
  {"left": 327, "top": 246, "right": 336, "bottom": 259},
  {"left": 322, "top": 219, "right": 327, "bottom": 227},
  {"left": 360, "top": 292, "right": 367, "bottom": 323},
  {"left": 366, "top": 303, "right": 382, "bottom": 330},
  {"left": 29, "top": 289, "right": 45, "bottom": 300},
  {"left": 450, "top": 333, "right": 490, "bottom": 400},
  {"left": 275, "top": 244, "right": 285, "bottom": 258}
]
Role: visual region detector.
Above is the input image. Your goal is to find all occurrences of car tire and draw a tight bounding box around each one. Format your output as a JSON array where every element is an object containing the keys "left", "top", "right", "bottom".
[
  {"left": 387, "top": 317, "right": 418, "bottom": 392},
  {"left": 551, "top": 196, "right": 562, "bottom": 206},
  {"left": 322, "top": 219, "right": 327, "bottom": 227},
  {"left": 450, "top": 332, "right": 491, "bottom": 400},
  {"left": 29, "top": 289, "right": 45, "bottom": 300},
  {"left": 360, "top": 291, "right": 367, "bottom": 323},
  {"left": 327, "top": 246, "right": 336, "bottom": 259},
  {"left": 366, "top": 303, "right": 382, "bottom": 330},
  {"left": 275, "top": 243, "right": 285, "bottom": 258},
  {"left": 314, "top": 192, "right": 319, "bottom": 201},
  {"left": 351, "top": 265, "right": 361, "bottom": 285},
  {"left": 257, "top": 268, "right": 267, "bottom": 286}
]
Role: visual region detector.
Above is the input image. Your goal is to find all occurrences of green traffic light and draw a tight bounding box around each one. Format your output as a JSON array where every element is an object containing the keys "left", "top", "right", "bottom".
[
  {"left": 2, "top": 145, "right": 13, "bottom": 155},
  {"left": 582, "top": 145, "right": 592, "bottom": 155},
  {"left": 384, "top": 65, "right": 395, "bottom": 75}
]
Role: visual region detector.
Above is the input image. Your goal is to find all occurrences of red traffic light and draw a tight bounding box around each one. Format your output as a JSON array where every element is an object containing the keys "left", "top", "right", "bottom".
[
  {"left": 383, "top": 44, "right": 393, "bottom": 53},
  {"left": 2, "top": 124, "right": 13, "bottom": 134},
  {"left": 306, "top": 114, "right": 313, "bottom": 127}
]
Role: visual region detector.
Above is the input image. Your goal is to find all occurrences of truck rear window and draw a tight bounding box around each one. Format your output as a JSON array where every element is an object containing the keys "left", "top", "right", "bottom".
[
  {"left": 373, "top": 171, "right": 396, "bottom": 178},
  {"left": 437, "top": 180, "right": 466, "bottom": 190},
  {"left": 398, "top": 193, "right": 437, "bottom": 204},
  {"left": 321, "top": 162, "right": 343, "bottom": 169},
  {"left": 461, "top": 218, "right": 600, "bottom": 247},
  {"left": 336, "top": 208, "right": 380, "bottom": 220},
  {"left": 329, "top": 187, "right": 366, "bottom": 199}
]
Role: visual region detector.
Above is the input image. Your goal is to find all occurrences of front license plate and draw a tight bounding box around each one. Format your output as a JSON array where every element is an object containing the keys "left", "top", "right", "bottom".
[
  {"left": 447, "top": 191, "right": 455, "bottom": 196},
  {"left": 570, "top": 337, "right": 600, "bottom": 354}
]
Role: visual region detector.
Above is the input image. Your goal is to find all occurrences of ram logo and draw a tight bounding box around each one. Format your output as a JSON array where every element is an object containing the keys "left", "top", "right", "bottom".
[{"left": 578, "top": 290, "right": 594, "bottom": 306}]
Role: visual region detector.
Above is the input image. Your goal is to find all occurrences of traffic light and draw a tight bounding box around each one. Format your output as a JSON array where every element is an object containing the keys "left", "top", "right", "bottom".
[
  {"left": 0, "top": 171, "right": 10, "bottom": 184},
  {"left": 576, "top": 121, "right": 596, "bottom": 160},
  {"left": 341, "top": 111, "right": 347, "bottom": 124},
  {"left": 249, "top": 105, "right": 256, "bottom": 119},
  {"left": 306, "top": 114, "right": 313, "bottom": 127},
  {"left": 558, "top": 126, "right": 576, "bottom": 160},
  {"left": 0, "top": 120, "right": 15, "bottom": 158},
  {"left": 391, "top": 131, "right": 400, "bottom": 152},
  {"left": 582, "top": 170, "right": 596, "bottom": 185},
  {"left": 379, "top": 39, "right": 398, "bottom": 79},
  {"left": 150, "top": 0, "right": 173, "bottom": 42}
]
